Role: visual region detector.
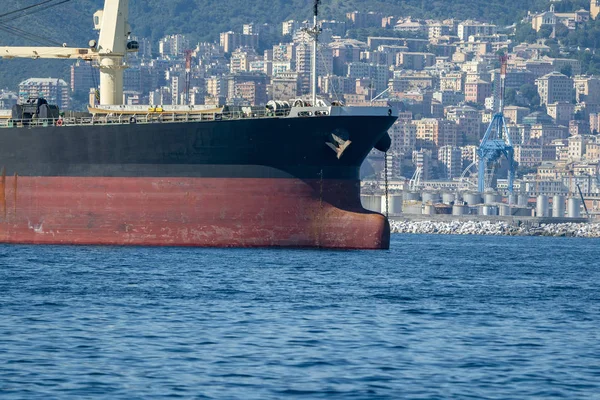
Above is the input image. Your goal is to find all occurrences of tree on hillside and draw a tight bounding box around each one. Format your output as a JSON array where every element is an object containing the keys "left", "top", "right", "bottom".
[
  {"left": 505, "top": 88, "right": 518, "bottom": 106},
  {"left": 520, "top": 83, "right": 540, "bottom": 107},
  {"left": 552, "top": 0, "right": 589, "bottom": 12},
  {"left": 560, "top": 64, "right": 573, "bottom": 77},
  {"left": 554, "top": 24, "right": 569, "bottom": 39},
  {"left": 513, "top": 23, "right": 537, "bottom": 44},
  {"left": 577, "top": 51, "right": 600, "bottom": 75},
  {"left": 537, "top": 25, "right": 554, "bottom": 39}
]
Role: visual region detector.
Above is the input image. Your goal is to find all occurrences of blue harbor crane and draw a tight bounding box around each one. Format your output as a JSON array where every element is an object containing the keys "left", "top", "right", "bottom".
[{"left": 477, "top": 56, "right": 516, "bottom": 194}]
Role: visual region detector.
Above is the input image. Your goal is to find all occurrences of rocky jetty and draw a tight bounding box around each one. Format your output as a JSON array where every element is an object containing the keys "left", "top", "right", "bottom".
[{"left": 390, "top": 220, "right": 600, "bottom": 238}]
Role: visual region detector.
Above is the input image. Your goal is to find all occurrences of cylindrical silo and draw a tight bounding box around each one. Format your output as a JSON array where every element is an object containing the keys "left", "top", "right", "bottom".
[
  {"left": 360, "top": 195, "right": 370, "bottom": 210},
  {"left": 480, "top": 205, "right": 498, "bottom": 216},
  {"left": 536, "top": 195, "right": 549, "bottom": 217},
  {"left": 552, "top": 195, "right": 565, "bottom": 218},
  {"left": 452, "top": 204, "right": 469, "bottom": 216},
  {"left": 423, "top": 204, "right": 436, "bottom": 215},
  {"left": 518, "top": 195, "right": 529, "bottom": 207},
  {"left": 567, "top": 198, "right": 581, "bottom": 218},
  {"left": 385, "top": 195, "right": 403, "bottom": 215},
  {"left": 361, "top": 195, "right": 382, "bottom": 213},
  {"left": 499, "top": 204, "right": 511, "bottom": 216},
  {"left": 507, "top": 194, "right": 518, "bottom": 205},
  {"left": 442, "top": 192, "right": 456, "bottom": 204},
  {"left": 463, "top": 192, "right": 482, "bottom": 206},
  {"left": 380, "top": 195, "right": 389, "bottom": 215},
  {"left": 422, "top": 191, "right": 441, "bottom": 204},
  {"left": 403, "top": 201, "right": 422, "bottom": 215},
  {"left": 484, "top": 192, "right": 501, "bottom": 205},
  {"left": 403, "top": 191, "right": 421, "bottom": 201}
]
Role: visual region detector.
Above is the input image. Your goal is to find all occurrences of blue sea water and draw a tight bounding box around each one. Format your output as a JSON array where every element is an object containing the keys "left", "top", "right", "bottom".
[{"left": 0, "top": 234, "right": 599, "bottom": 399}]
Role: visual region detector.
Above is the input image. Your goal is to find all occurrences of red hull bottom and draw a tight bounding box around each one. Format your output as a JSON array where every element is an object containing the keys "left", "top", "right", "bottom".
[{"left": 0, "top": 177, "right": 389, "bottom": 250}]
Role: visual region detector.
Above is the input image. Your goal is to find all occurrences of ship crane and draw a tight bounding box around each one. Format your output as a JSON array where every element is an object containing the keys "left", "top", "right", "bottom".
[
  {"left": 477, "top": 56, "right": 516, "bottom": 194},
  {"left": 0, "top": 0, "right": 136, "bottom": 106}
]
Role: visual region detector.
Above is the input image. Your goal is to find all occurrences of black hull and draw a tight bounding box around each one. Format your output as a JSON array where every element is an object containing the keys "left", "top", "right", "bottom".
[
  {"left": 0, "top": 115, "right": 395, "bottom": 179},
  {"left": 0, "top": 114, "right": 396, "bottom": 249}
]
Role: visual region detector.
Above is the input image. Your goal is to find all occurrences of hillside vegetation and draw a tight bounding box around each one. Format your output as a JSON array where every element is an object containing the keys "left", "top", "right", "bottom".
[{"left": 1, "top": 0, "right": 549, "bottom": 89}]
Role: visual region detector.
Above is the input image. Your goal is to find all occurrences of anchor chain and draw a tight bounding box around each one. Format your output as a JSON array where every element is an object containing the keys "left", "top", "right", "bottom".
[
  {"left": 316, "top": 168, "right": 324, "bottom": 248},
  {"left": 384, "top": 151, "right": 389, "bottom": 218},
  {"left": 319, "top": 169, "right": 324, "bottom": 211}
]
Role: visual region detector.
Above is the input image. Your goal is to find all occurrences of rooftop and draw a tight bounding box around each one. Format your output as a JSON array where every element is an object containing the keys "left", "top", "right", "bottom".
[{"left": 19, "top": 78, "right": 69, "bottom": 86}]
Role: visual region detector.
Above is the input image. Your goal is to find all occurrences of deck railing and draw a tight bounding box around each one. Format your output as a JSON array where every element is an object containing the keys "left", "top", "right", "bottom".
[{"left": 0, "top": 108, "right": 292, "bottom": 128}]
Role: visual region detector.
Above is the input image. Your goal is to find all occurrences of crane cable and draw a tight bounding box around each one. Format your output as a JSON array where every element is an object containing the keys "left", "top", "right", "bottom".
[
  {"left": 0, "top": 0, "right": 73, "bottom": 21},
  {"left": 0, "top": 0, "right": 74, "bottom": 46},
  {"left": 0, "top": 24, "right": 63, "bottom": 46},
  {"left": 90, "top": 61, "right": 100, "bottom": 103}
]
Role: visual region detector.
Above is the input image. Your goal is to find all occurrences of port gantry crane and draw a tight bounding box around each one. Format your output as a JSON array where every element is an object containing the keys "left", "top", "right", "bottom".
[{"left": 477, "top": 56, "right": 516, "bottom": 194}]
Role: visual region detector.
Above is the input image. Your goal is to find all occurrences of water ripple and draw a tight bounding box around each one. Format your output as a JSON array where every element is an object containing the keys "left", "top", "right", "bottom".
[{"left": 0, "top": 235, "right": 599, "bottom": 398}]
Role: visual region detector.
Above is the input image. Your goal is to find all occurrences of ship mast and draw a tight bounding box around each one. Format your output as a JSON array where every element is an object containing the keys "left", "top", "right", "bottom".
[{"left": 307, "top": 0, "right": 322, "bottom": 106}]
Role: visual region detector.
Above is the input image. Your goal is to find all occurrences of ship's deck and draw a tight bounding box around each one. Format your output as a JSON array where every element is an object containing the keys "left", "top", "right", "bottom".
[
  {"left": 0, "top": 104, "right": 395, "bottom": 129},
  {"left": 0, "top": 108, "right": 294, "bottom": 128}
]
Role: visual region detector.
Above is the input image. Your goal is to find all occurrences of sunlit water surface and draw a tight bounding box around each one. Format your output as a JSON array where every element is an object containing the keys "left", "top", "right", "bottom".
[{"left": 1, "top": 235, "right": 599, "bottom": 399}]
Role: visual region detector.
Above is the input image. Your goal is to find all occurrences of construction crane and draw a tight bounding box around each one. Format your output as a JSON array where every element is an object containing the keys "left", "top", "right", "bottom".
[
  {"left": 0, "top": 0, "right": 137, "bottom": 106},
  {"left": 576, "top": 183, "right": 591, "bottom": 219},
  {"left": 409, "top": 166, "right": 423, "bottom": 192},
  {"left": 477, "top": 56, "right": 516, "bottom": 194},
  {"left": 459, "top": 161, "right": 478, "bottom": 190}
]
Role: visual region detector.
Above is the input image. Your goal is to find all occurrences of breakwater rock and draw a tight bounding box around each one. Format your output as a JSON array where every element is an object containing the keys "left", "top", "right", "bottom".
[{"left": 390, "top": 220, "right": 600, "bottom": 237}]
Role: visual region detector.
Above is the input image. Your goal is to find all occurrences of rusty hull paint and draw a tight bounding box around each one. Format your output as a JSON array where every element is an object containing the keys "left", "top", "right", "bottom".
[
  {"left": 1, "top": 168, "right": 5, "bottom": 220},
  {"left": 0, "top": 177, "right": 389, "bottom": 249}
]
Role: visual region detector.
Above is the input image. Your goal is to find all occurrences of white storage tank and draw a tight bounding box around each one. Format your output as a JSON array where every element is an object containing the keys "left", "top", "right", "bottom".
[
  {"left": 361, "top": 195, "right": 382, "bottom": 213},
  {"left": 568, "top": 198, "right": 581, "bottom": 218},
  {"left": 507, "top": 194, "right": 518, "bottom": 205},
  {"left": 518, "top": 195, "right": 529, "bottom": 207},
  {"left": 484, "top": 192, "right": 502, "bottom": 204},
  {"left": 380, "top": 196, "right": 389, "bottom": 215},
  {"left": 403, "top": 191, "right": 421, "bottom": 201},
  {"left": 422, "top": 191, "right": 441, "bottom": 204},
  {"left": 382, "top": 195, "right": 403, "bottom": 215},
  {"left": 552, "top": 195, "right": 566, "bottom": 218},
  {"left": 423, "top": 204, "right": 436, "bottom": 215},
  {"left": 463, "top": 192, "right": 482, "bottom": 206},
  {"left": 499, "top": 204, "right": 511, "bottom": 216},
  {"left": 360, "top": 195, "right": 369, "bottom": 209},
  {"left": 536, "top": 195, "right": 549, "bottom": 217},
  {"left": 452, "top": 204, "right": 469, "bottom": 216},
  {"left": 442, "top": 192, "right": 456, "bottom": 204},
  {"left": 480, "top": 205, "right": 499, "bottom": 216}
]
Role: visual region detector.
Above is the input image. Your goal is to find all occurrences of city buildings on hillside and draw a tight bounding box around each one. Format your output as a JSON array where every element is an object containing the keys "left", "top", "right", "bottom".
[
  {"left": 536, "top": 71, "right": 574, "bottom": 105},
  {"left": 0, "top": 91, "right": 18, "bottom": 110},
  {"left": 6, "top": 1, "right": 600, "bottom": 195},
  {"left": 18, "top": 78, "right": 70, "bottom": 109}
]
